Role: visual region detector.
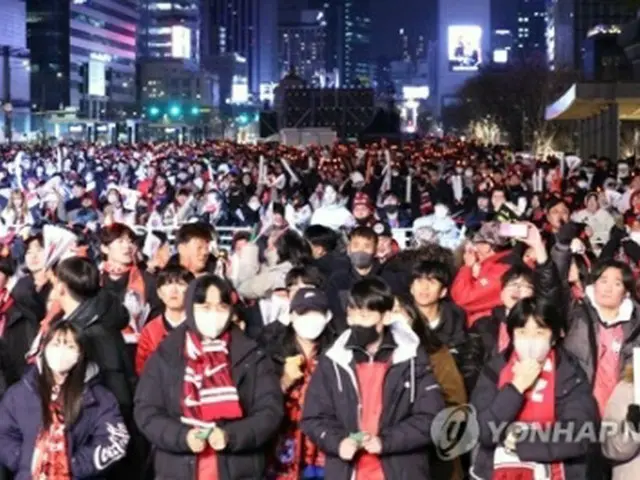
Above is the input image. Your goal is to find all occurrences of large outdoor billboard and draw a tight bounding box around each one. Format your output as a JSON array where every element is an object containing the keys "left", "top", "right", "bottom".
[{"left": 448, "top": 25, "right": 482, "bottom": 71}]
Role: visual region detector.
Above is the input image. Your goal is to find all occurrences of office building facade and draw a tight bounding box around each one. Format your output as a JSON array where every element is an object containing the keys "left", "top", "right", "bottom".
[
  {"left": 27, "top": 0, "right": 138, "bottom": 121},
  {"left": 279, "top": 9, "right": 327, "bottom": 84},
  {"left": 201, "top": 0, "right": 278, "bottom": 95},
  {"left": 138, "top": 0, "right": 199, "bottom": 62},
  {"left": 0, "top": 0, "right": 30, "bottom": 138},
  {"left": 547, "top": 0, "right": 635, "bottom": 70}
]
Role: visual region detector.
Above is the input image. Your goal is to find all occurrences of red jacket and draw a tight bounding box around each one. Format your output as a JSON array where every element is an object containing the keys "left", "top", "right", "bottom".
[
  {"left": 451, "top": 250, "right": 512, "bottom": 327},
  {"left": 135, "top": 315, "right": 167, "bottom": 376}
]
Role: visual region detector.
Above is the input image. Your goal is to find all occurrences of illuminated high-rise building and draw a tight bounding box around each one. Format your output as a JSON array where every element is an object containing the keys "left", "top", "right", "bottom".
[
  {"left": 547, "top": 0, "right": 635, "bottom": 70},
  {"left": 139, "top": 0, "right": 199, "bottom": 62},
  {"left": 514, "top": 0, "right": 547, "bottom": 60},
  {"left": 201, "top": 0, "right": 278, "bottom": 94},
  {"left": 27, "top": 0, "right": 138, "bottom": 121}
]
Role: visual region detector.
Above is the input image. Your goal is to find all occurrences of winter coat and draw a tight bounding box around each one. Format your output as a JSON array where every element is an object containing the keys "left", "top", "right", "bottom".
[
  {"left": 55, "top": 290, "right": 136, "bottom": 416},
  {"left": 571, "top": 208, "right": 615, "bottom": 246},
  {"left": 470, "top": 348, "right": 598, "bottom": 479},
  {"left": 563, "top": 292, "right": 640, "bottom": 384},
  {"left": 0, "top": 365, "right": 129, "bottom": 480},
  {"left": 233, "top": 242, "right": 293, "bottom": 300},
  {"left": 451, "top": 250, "right": 513, "bottom": 326},
  {"left": 5, "top": 275, "right": 50, "bottom": 377},
  {"left": 0, "top": 339, "right": 17, "bottom": 399},
  {"left": 412, "top": 212, "right": 464, "bottom": 250},
  {"left": 301, "top": 322, "right": 446, "bottom": 480},
  {"left": 428, "top": 346, "right": 466, "bottom": 480},
  {"left": 312, "top": 251, "right": 351, "bottom": 283},
  {"left": 326, "top": 261, "right": 385, "bottom": 333},
  {"left": 134, "top": 324, "right": 284, "bottom": 480},
  {"left": 602, "top": 380, "right": 640, "bottom": 479}
]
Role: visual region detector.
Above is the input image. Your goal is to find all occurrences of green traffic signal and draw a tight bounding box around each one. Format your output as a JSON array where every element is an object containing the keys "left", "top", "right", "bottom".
[
  {"left": 169, "top": 105, "right": 181, "bottom": 117},
  {"left": 149, "top": 106, "right": 160, "bottom": 117}
]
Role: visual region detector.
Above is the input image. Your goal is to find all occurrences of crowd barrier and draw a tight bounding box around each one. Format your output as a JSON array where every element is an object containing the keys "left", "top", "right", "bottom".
[{"left": 131, "top": 225, "right": 416, "bottom": 250}]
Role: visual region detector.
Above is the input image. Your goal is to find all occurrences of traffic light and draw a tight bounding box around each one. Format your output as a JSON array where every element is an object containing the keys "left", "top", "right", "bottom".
[
  {"left": 190, "top": 106, "right": 200, "bottom": 116},
  {"left": 237, "top": 113, "right": 249, "bottom": 126},
  {"left": 169, "top": 105, "right": 181, "bottom": 118},
  {"left": 149, "top": 106, "right": 160, "bottom": 118}
]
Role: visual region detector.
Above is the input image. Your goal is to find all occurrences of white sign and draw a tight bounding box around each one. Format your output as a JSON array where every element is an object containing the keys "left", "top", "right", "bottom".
[
  {"left": 88, "top": 60, "right": 106, "bottom": 97},
  {"left": 171, "top": 25, "right": 191, "bottom": 59}
]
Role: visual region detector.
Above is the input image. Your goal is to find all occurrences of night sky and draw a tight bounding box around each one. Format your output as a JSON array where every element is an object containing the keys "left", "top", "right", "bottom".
[{"left": 372, "top": 0, "right": 437, "bottom": 58}]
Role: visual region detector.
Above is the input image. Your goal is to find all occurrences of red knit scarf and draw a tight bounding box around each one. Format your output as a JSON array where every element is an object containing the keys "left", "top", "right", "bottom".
[
  {"left": 494, "top": 351, "right": 564, "bottom": 480},
  {"left": 32, "top": 397, "right": 71, "bottom": 480},
  {"left": 103, "top": 262, "right": 146, "bottom": 344},
  {"left": 181, "top": 330, "right": 243, "bottom": 428}
]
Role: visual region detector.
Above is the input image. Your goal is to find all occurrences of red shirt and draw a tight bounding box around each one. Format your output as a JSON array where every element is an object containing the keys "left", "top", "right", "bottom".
[{"left": 355, "top": 362, "right": 388, "bottom": 480}]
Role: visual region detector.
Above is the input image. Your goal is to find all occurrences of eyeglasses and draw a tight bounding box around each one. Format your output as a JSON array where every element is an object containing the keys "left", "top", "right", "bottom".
[{"left": 505, "top": 282, "right": 533, "bottom": 291}]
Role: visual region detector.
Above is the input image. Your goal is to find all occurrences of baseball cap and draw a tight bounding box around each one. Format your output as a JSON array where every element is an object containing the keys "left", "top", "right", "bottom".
[{"left": 290, "top": 288, "right": 329, "bottom": 314}]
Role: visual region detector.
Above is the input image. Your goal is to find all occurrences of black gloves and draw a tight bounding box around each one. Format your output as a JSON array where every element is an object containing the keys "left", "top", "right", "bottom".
[
  {"left": 556, "top": 222, "right": 583, "bottom": 246},
  {"left": 627, "top": 404, "right": 640, "bottom": 432},
  {"left": 609, "top": 225, "right": 628, "bottom": 246},
  {"left": 622, "top": 239, "right": 640, "bottom": 263}
]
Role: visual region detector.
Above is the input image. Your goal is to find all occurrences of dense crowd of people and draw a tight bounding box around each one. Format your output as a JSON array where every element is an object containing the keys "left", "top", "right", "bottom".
[{"left": 0, "top": 137, "right": 639, "bottom": 479}]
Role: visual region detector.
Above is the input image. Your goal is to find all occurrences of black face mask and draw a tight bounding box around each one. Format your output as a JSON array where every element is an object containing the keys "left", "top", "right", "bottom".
[
  {"left": 384, "top": 205, "right": 399, "bottom": 215},
  {"left": 349, "top": 325, "right": 380, "bottom": 349}
]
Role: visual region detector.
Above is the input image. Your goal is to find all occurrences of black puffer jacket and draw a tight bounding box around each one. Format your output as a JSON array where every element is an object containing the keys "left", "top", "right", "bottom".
[
  {"left": 470, "top": 348, "right": 598, "bottom": 479},
  {"left": 4, "top": 275, "right": 50, "bottom": 377},
  {"left": 134, "top": 278, "right": 283, "bottom": 480},
  {"left": 54, "top": 289, "right": 135, "bottom": 415}
]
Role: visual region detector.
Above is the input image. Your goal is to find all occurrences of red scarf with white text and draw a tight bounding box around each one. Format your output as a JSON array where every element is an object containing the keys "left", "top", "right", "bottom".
[{"left": 181, "top": 330, "right": 243, "bottom": 428}]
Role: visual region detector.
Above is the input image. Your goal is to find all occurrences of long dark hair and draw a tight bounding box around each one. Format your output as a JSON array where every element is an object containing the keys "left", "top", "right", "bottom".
[
  {"left": 399, "top": 297, "right": 443, "bottom": 354},
  {"left": 37, "top": 322, "right": 88, "bottom": 429}
]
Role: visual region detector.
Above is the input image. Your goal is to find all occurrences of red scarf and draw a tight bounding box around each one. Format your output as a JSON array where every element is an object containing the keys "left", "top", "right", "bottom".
[
  {"left": 181, "top": 330, "right": 243, "bottom": 428},
  {"left": 32, "top": 399, "right": 71, "bottom": 480},
  {"left": 0, "top": 289, "right": 14, "bottom": 338},
  {"left": 103, "top": 262, "right": 146, "bottom": 344},
  {"left": 495, "top": 351, "right": 564, "bottom": 480},
  {"left": 270, "top": 355, "right": 324, "bottom": 480}
]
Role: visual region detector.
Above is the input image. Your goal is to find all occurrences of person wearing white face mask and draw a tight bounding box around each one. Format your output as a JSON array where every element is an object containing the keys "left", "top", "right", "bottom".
[
  {"left": 470, "top": 297, "right": 598, "bottom": 480},
  {"left": 0, "top": 322, "right": 129, "bottom": 479},
  {"left": 135, "top": 275, "right": 283, "bottom": 480},
  {"left": 258, "top": 287, "right": 334, "bottom": 479}
]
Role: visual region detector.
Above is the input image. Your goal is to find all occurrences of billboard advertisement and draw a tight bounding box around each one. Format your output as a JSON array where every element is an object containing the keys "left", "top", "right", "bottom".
[
  {"left": 448, "top": 25, "right": 482, "bottom": 71},
  {"left": 171, "top": 25, "right": 191, "bottom": 59},
  {"left": 88, "top": 60, "right": 106, "bottom": 97},
  {"left": 402, "top": 86, "right": 430, "bottom": 101}
]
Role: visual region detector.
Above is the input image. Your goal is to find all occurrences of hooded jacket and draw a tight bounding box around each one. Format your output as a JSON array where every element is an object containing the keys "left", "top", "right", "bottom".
[
  {"left": 133, "top": 276, "right": 283, "bottom": 480},
  {"left": 55, "top": 290, "right": 136, "bottom": 415},
  {"left": 0, "top": 364, "right": 129, "bottom": 480},
  {"left": 301, "top": 321, "right": 445, "bottom": 480},
  {"left": 470, "top": 348, "right": 598, "bottom": 480}
]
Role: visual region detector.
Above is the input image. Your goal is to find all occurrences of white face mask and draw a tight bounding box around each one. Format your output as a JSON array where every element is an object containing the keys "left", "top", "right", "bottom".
[
  {"left": 631, "top": 231, "right": 640, "bottom": 245},
  {"left": 388, "top": 312, "right": 410, "bottom": 325},
  {"left": 514, "top": 336, "right": 551, "bottom": 362},
  {"left": 194, "top": 310, "right": 229, "bottom": 339},
  {"left": 292, "top": 312, "right": 329, "bottom": 340},
  {"left": 45, "top": 345, "right": 79, "bottom": 374}
]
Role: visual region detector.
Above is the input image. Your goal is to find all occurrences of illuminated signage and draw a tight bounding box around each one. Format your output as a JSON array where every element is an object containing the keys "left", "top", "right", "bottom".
[
  {"left": 171, "top": 25, "right": 191, "bottom": 59},
  {"left": 448, "top": 25, "right": 482, "bottom": 72}
]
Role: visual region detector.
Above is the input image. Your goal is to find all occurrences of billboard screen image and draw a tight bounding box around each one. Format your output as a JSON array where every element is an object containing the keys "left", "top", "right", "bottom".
[{"left": 448, "top": 25, "right": 482, "bottom": 71}]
